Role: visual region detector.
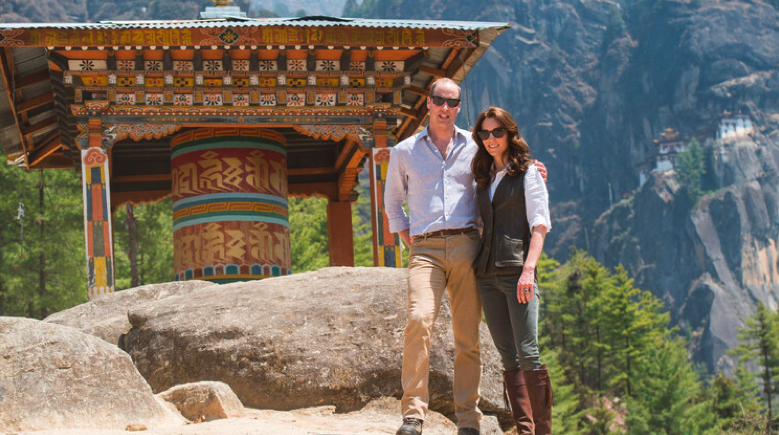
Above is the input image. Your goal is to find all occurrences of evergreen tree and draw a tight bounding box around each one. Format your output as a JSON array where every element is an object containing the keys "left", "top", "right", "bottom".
[
  {"left": 728, "top": 302, "right": 779, "bottom": 428},
  {"left": 676, "top": 137, "right": 706, "bottom": 204},
  {"left": 599, "top": 265, "right": 669, "bottom": 397},
  {"left": 626, "top": 338, "right": 717, "bottom": 434}
]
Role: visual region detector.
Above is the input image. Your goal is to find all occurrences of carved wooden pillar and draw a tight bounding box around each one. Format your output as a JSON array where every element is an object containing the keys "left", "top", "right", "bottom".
[
  {"left": 369, "top": 111, "right": 402, "bottom": 267},
  {"left": 81, "top": 101, "right": 115, "bottom": 299}
]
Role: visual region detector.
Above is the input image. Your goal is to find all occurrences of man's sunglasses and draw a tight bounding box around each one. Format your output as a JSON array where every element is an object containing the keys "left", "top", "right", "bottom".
[
  {"left": 430, "top": 96, "right": 461, "bottom": 107},
  {"left": 476, "top": 127, "right": 508, "bottom": 140}
]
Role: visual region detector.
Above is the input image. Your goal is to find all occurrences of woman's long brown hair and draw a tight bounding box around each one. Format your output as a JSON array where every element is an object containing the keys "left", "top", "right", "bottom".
[{"left": 471, "top": 106, "right": 533, "bottom": 190}]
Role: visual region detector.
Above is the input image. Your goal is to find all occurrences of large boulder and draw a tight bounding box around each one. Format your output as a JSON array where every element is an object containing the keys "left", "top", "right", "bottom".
[
  {"left": 0, "top": 317, "right": 181, "bottom": 432},
  {"left": 123, "top": 267, "right": 507, "bottom": 422},
  {"left": 44, "top": 280, "right": 217, "bottom": 346}
]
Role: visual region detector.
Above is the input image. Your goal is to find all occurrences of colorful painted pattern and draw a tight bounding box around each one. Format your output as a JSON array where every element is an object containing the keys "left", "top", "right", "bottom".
[
  {"left": 371, "top": 147, "right": 401, "bottom": 267},
  {"left": 171, "top": 128, "right": 291, "bottom": 282},
  {"left": 81, "top": 147, "right": 115, "bottom": 298}
]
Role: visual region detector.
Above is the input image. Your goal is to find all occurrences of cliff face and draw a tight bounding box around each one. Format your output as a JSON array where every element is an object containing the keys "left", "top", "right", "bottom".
[
  {"left": 592, "top": 132, "right": 779, "bottom": 372},
  {"left": 345, "top": 0, "right": 779, "bottom": 370}
]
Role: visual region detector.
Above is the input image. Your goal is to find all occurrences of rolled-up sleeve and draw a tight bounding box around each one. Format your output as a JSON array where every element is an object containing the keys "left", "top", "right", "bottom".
[
  {"left": 384, "top": 147, "right": 410, "bottom": 233},
  {"left": 524, "top": 164, "right": 551, "bottom": 232}
]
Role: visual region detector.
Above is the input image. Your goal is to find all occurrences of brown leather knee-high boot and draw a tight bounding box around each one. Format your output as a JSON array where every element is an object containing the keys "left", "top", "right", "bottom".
[
  {"left": 503, "top": 368, "right": 534, "bottom": 434},
  {"left": 524, "top": 365, "right": 553, "bottom": 435}
]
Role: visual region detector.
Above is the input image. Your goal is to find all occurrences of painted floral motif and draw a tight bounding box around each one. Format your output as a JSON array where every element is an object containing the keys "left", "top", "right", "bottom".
[
  {"left": 117, "top": 60, "right": 135, "bottom": 71},
  {"left": 349, "top": 78, "right": 365, "bottom": 87},
  {"left": 380, "top": 61, "right": 404, "bottom": 72},
  {"left": 218, "top": 27, "right": 240, "bottom": 44},
  {"left": 258, "top": 60, "right": 277, "bottom": 71},
  {"left": 233, "top": 94, "right": 249, "bottom": 106},
  {"left": 232, "top": 60, "right": 249, "bottom": 71},
  {"left": 316, "top": 60, "right": 339, "bottom": 71},
  {"left": 349, "top": 62, "right": 365, "bottom": 73},
  {"left": 260, "top": 94, "right": 276, "bottom": 106},
  {"left": 314, "top": 94, "right": 336, "bottom": 106},
  {"left": 204, "top": 60, "right": 223, "bottom": 72},
  {"left": 145, "top": 61, "right": 162, "bottom": 71},
  {"left": 204, "top": 94, "right": 223, "bottom": 106},
  {"left": 233, "top": 78, "right": 249, "bottom": 88},
  {"left": 173, "top": 61, "right": 193, "bottom": 71},
  {"left": 173, "top": 94, "right": 192, "bottom": 106},
  {"left": 79, "top": 60, "right": 96, "bottom": 71},
  {"left": 346, "top": 93, "right": 364, "bottom": 106},
  {"left": 116, "top": 93, "right": 135, "bottom": 105},
  {"left": 287, "top": 93, "right": 304, "bottom": 107},
  {"left": 145, "top": 93, "right": 163, "bottom": 105},
  {"left": 287, "top": 60, "right": 306, "bottom": 71}
]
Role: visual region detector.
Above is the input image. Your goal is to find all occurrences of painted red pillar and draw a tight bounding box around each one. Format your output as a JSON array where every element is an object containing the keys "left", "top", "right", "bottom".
[{"left": 327, "top": 200, "right": 355, "bottom": 266}]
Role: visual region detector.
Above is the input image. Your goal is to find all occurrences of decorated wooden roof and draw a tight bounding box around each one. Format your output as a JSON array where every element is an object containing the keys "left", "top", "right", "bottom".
[{"left": 0, "top": 15, "right": 507, "bottom": 204}]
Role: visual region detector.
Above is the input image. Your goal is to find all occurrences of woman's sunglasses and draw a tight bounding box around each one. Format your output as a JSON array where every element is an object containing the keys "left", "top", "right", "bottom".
[
  {"left": 476, "top": 127, "right": 508, "bottom": 140},
  {"left": 429, "top": 96, "right": 461, "bottom": 107}
]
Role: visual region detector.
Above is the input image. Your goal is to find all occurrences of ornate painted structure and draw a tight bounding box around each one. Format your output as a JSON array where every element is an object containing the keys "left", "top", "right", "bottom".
[{"left": 0, "top": 6, "right": 508, "bottom": 298}]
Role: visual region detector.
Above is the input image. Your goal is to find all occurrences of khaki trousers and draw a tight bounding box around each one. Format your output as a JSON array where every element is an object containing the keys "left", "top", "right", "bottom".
[{"left": 401, "top": 231, "right": 483, "bottom": 430}]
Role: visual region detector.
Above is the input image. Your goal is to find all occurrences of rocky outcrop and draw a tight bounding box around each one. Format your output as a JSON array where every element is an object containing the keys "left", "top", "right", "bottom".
[
  {"left": 0, "top": 317, "right": 181, "bottom": 432},
  {"left": 44, "top": 280, "right": 217, "bottom": 346},
  {"left": 122, "top": 267, "right": 507, "bottom": 421},
  {"left": 157, "top": 381, "right": 245, "bottom": 422},
  {"left": 591, "top": 132, "right": 779, "bottom": 372}
]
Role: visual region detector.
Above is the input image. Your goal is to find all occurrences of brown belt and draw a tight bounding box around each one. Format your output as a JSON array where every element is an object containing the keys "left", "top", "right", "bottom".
[{"left": 418, "top": 227, "right": 476, "bottom": 239}]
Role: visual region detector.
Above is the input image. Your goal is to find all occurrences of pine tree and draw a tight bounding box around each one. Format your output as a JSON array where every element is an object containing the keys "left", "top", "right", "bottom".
[
  {"left": 599, "top": 265, "right": 669, "bottom": 397},
  {"left": 626, "top": 338, "right": 717, "bottom": 434},
  {"left": 728, "top": 302, "right": 779, "bottom": 429},
  {"left": 676, "top": 137, "right": 706, "bottom": 204}
]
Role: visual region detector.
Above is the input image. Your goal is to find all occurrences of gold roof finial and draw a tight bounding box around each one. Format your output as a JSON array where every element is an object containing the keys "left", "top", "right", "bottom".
[{"left": 212, "top": 0, "right": 233, "bottom": 6}]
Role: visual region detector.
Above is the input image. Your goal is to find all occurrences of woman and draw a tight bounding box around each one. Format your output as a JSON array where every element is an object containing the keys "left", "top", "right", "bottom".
[{"left": 471, "top": 107, "right": 552, "bottom": 435}]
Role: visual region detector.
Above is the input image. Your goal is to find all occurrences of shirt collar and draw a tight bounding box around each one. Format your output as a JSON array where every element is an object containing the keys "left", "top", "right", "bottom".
[{"left": 419, "top": 125, "right": 470, "bottom": 143}]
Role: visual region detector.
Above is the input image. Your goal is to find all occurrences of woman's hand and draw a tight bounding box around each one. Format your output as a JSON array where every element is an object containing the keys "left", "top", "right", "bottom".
[
  {"left": 517, "top": 268, "right": 535, "bottom": 304},
  {"left": 534, "top": 161, "right": 548, "bottom": 183}
]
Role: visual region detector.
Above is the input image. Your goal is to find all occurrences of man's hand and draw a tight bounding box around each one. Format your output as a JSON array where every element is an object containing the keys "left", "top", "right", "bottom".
[{"left": 535, "top": 160, "right": 548, "bottom": 183}]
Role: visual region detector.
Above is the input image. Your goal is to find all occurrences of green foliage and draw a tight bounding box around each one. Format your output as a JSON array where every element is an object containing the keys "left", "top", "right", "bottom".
[
  {"left": 0, "top": 164, "right": 85, "bottom": 318},
  {"left": 288, "top": 196, "right": 330, "bottom": 273},
  {"left": 728, "top": 302, "right": 779, "bottom": 423},
  {"left": 625, "top": 338, "right": 717, "bottom": 434},
  {"left": 113, "top": 199, "right": 175, "bottom": 289},
  {"left": 676, "top": 137, "right": 706, "bottom": 205}
]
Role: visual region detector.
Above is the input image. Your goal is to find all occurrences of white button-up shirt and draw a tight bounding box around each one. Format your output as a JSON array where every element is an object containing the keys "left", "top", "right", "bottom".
[{"left": 384, "top": 126, "right": 480, "bottom": 236}]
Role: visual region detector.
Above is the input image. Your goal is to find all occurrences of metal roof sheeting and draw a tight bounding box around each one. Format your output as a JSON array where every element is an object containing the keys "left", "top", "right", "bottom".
[{"left": 0, "top": 17, "right": 507, "bottom": 32}]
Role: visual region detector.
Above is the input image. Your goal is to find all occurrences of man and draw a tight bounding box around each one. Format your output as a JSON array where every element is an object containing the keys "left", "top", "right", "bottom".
[
  {"left": 384, "top": 77, "right": 484, "bottom": 435},
  {"left": 385, "top": 78, "right": 548, "bottom": 435}
]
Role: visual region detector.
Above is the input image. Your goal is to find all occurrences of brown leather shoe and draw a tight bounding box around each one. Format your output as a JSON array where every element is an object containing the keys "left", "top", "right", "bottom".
[
  {"left": 524, "top": 365, "right": 553, "bottom": 435},
  {"left": 504, "top": 368, "right": 534, "bottom": 434}
]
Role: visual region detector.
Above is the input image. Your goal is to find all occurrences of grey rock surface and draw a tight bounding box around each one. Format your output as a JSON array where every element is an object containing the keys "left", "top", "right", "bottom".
[
  {"left": 122, "top": 267, "right": 508, "bottom": 424},
  {"left": 0, "top": 317, "right": 181, "bottom": 432},
  {"left": 44, "top": 280, "right": 217, "bottom": 346}
]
